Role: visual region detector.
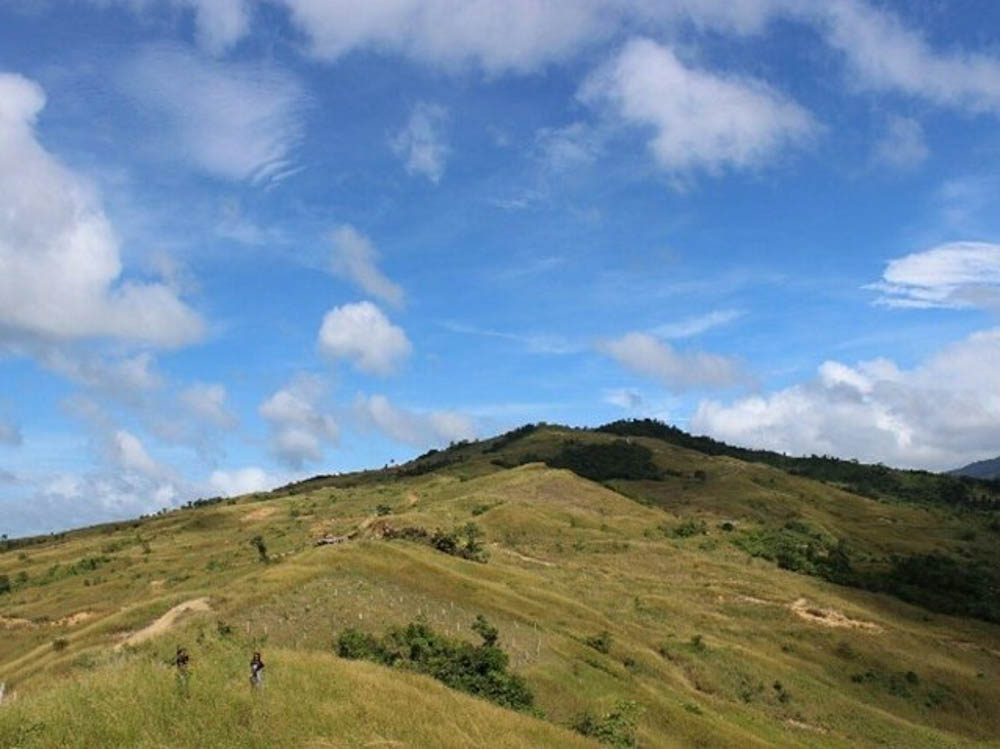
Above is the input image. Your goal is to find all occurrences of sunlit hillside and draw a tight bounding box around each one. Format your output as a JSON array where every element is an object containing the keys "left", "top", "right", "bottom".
[{"left": 2, "top": 425, "right": 999, "bottom": 748}]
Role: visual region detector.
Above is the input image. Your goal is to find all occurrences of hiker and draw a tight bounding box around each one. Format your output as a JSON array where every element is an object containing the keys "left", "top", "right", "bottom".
[
  {"left": 174, "top": 646, "right": 191, "bottom": 695},
  {"left": 250, "top": 651, "right": 264, "bottom": 688}
]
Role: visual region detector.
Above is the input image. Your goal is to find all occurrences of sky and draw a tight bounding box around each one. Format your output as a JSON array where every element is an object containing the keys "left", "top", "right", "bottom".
[{"left": 2, "top": 0, "right": 1000, "bottom": 537}]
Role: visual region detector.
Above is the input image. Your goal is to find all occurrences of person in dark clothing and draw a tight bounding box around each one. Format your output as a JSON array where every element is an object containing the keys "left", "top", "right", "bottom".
[
  {"left": 174, "top": 646, "right": 191, "bottom": 695},
  {"left": 250, "top": 651, "right": 264, "bottom": 688}
]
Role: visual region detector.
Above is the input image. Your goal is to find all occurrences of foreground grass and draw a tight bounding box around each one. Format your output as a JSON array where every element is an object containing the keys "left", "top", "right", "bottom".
[{"left": 0, "top": 641, "right": 593, "bottom": 748}]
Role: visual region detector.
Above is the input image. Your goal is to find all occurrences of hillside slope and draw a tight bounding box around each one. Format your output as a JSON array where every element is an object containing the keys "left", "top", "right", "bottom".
[{"left": 2, "top": 426, "right": 1000, "bottom": 747}]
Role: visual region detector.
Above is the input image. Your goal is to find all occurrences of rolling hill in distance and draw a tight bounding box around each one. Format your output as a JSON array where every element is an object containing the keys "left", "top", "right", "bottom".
[
  {"left": 2, "top": 421, "right": 999, "bottom": 748},
  {"left": 951, "top": 457, "right": 1000, "bottom": 481}
]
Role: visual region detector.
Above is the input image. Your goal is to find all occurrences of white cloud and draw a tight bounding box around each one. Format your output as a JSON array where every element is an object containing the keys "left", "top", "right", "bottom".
[
  {"left": 329, "top": 225, "right": 404, "bottom": 307},
  {"left": 208, "top": 466, "right": 278, "bottom": 497},
  {"left": 818, "top": 0, "right": 1000, "bottom": 114},
  {"left": 604, "top": 388, "right": 643, "bottom": 410},
  {"left": 259, "top": 374, "right": 338, "bottom": 467},
  {"left": 110, "top": 429, "right": 162, "bottom": 477},
  {"left": 318, "top": 301, "right": 412, "bottom": 375},
  {"left": 0, "top": 72, "right": 204, "bottom": 346},
  {"left": 273, "top": 0, "right": 796, "bottom": 73},
  {"left": 119, "top": 45, "right": 307, "bottom": 184},
  {"left": 276, "top": 0, "right": 616, "bottom": 72},
  {"left": 692, "top": 327, "right": 1000, "bottom": 470},
  {"left": 4, "top": 469, "right": 186, "bottom": 537},
  {"left": 597, "top": 332, "right": 745, "bottom": 390},
  {"left": 391, "top": 102, "right": 449, "bottom": 183},
  {"left": 580, "top": 38, "right": 815, "bottom": 176},
  {"left": 651, "top": 309, "right": 744, "bottom": 339},
  {"left": 180, "top": 383, "right": 238, "bottom": 429},
  {"left": 181, "top": 0, "right": 251, "bottom": 56},
  {"left": 872, "top": 115, "right": 928, "bottom": 170},
  {"left": 354, "top": 393, "right": 476, "bottom": 448},
  {"left": 868, "top": 242, "right": 1000, "bottom": 310}
]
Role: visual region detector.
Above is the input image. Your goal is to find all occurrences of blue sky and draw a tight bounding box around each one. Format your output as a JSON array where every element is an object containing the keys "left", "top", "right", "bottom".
[{"left": 3, "top": 0, "right": 1000, "bottom": 536}]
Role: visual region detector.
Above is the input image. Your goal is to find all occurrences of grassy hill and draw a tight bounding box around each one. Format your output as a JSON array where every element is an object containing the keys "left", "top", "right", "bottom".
[{"left": 2, "top": 423, "right": 1000, "bottom": 747}]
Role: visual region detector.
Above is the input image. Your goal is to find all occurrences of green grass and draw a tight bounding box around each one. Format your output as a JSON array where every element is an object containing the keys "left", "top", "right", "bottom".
[{"left": 2, "top": 427, "right": 1000, "bottom": 747}]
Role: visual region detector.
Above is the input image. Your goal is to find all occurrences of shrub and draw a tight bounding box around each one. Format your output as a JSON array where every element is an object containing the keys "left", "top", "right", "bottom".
[
  {"left": 572, "top": 700, "right": 642, "bottom": 747},
  {"left": 375, "top": 504, "right": 392, "bottom": 516},
  {"left": 0, "top": 574, "right": 10, "bottom": 595},
  {"left": 585, "top": 630, "right": 613, "bottom": 654},
  {"left": 336, "top": 617, "right": 534, "bottom": 712},
  {"left": 670, "top": 520, "right": 707, "bottom": 538},
  {"left": 249, "top": 535, "right": 268, "bottom": 563},
  {"left": 430, "top": 523, "right": 488, "bottom": 563},
  {"left": 52, "top": 638, "right": 69, "bottom": 651}
]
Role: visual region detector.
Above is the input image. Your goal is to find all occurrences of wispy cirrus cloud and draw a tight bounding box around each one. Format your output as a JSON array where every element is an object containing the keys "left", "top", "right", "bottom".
[
  {"left": 597, "top": 332, "right": 746, "bottom": 390},
  {"left": 651, "top": 309, "right": 744, "bottom": 339},
  {"left": 329, "top": 225, "right": 405, "bottom": 308},
  {"left": 442, "top": 321, "right": 581, "bottom": 355},
  {"left": 119, "top": 45, "right": 308, "bottom": 186},
  {"left": 867, "top": 242, "right": 1000, "bottom": 310}
]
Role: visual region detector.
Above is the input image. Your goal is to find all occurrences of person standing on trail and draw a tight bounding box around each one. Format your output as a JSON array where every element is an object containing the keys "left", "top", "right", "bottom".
[{"left": 250, "top": 651, "right": 264, "bottom": 688}]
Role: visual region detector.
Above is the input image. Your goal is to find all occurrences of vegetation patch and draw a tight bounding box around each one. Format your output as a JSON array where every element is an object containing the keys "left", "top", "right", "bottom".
[
  {"left": 382, "top": 522, "right": 489, "bottom": 563},
  {"left": 336, "top": 615, "right": 535, "bottom": 712},
  {"left": 547, "top": 440, "right": 660, "bottom": 482},
  {"left": 572, "top": 700, "right": 642, "bottom": 747}
]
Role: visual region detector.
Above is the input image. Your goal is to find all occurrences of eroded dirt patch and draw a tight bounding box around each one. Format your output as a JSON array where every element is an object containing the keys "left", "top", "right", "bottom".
[
  {"left": 242, "top": 506, "right": 276, "bottom": 522},
  {"left": 117, "top": 598, "right": 212, "bottom": 649},
  {"left": 0, "top": 615, "right": 34, "bottom": 629},
  {"left": 53, "top": 611, "right": 93, "bottom": 627},
  {"left": 789, "top": 598, "right": 883, "bottom": 633}
]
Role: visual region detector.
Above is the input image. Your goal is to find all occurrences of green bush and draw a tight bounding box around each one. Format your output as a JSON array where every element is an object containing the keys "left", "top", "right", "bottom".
[
  {"left": 572, "top": 700, "right": 642, "bottom": 747},
  {"left": 0, "top": 574, "right": 10, "bottom": 595},
  {"left": 336, "top": 617, "right": 534, "bottom": 712},
  {"left": 670, "top": 520, "right": 707, "bottom": 538},
  {"left": 430, "top": 523, "right": 488, "bottom": 563}
]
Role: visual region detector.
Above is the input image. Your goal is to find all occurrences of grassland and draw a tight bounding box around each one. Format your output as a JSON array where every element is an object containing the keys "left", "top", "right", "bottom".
[{"left": 1, "top": 426, "right": 999, "bottom": 747}]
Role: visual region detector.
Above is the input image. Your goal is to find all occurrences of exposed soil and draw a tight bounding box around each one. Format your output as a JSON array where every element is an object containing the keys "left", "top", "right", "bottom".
[
  {"left": 789, "top": 598, "right": 883, "bottom": 633},
  {"left": 117, "top": 597, "right": 212, "bottom": 648}
]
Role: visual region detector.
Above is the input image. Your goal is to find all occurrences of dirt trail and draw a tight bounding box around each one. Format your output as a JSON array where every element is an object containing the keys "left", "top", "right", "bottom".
[
  {"left": 117, "top": 598, "right": 212, "bottom": 648},
  {"left": 0, "top": 615, "right": 34, "bottom": 629},
  {"left": 789, "top": 598, "right": 883, "bottom": 633},
  {"left": 498, "top": 546, "right": 555, "bottom": 567}
]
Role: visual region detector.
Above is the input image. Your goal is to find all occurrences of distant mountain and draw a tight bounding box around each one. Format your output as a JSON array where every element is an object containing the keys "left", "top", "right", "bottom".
[{"left": 951, "top": 456, "right": 1000, "bottom": 480}]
